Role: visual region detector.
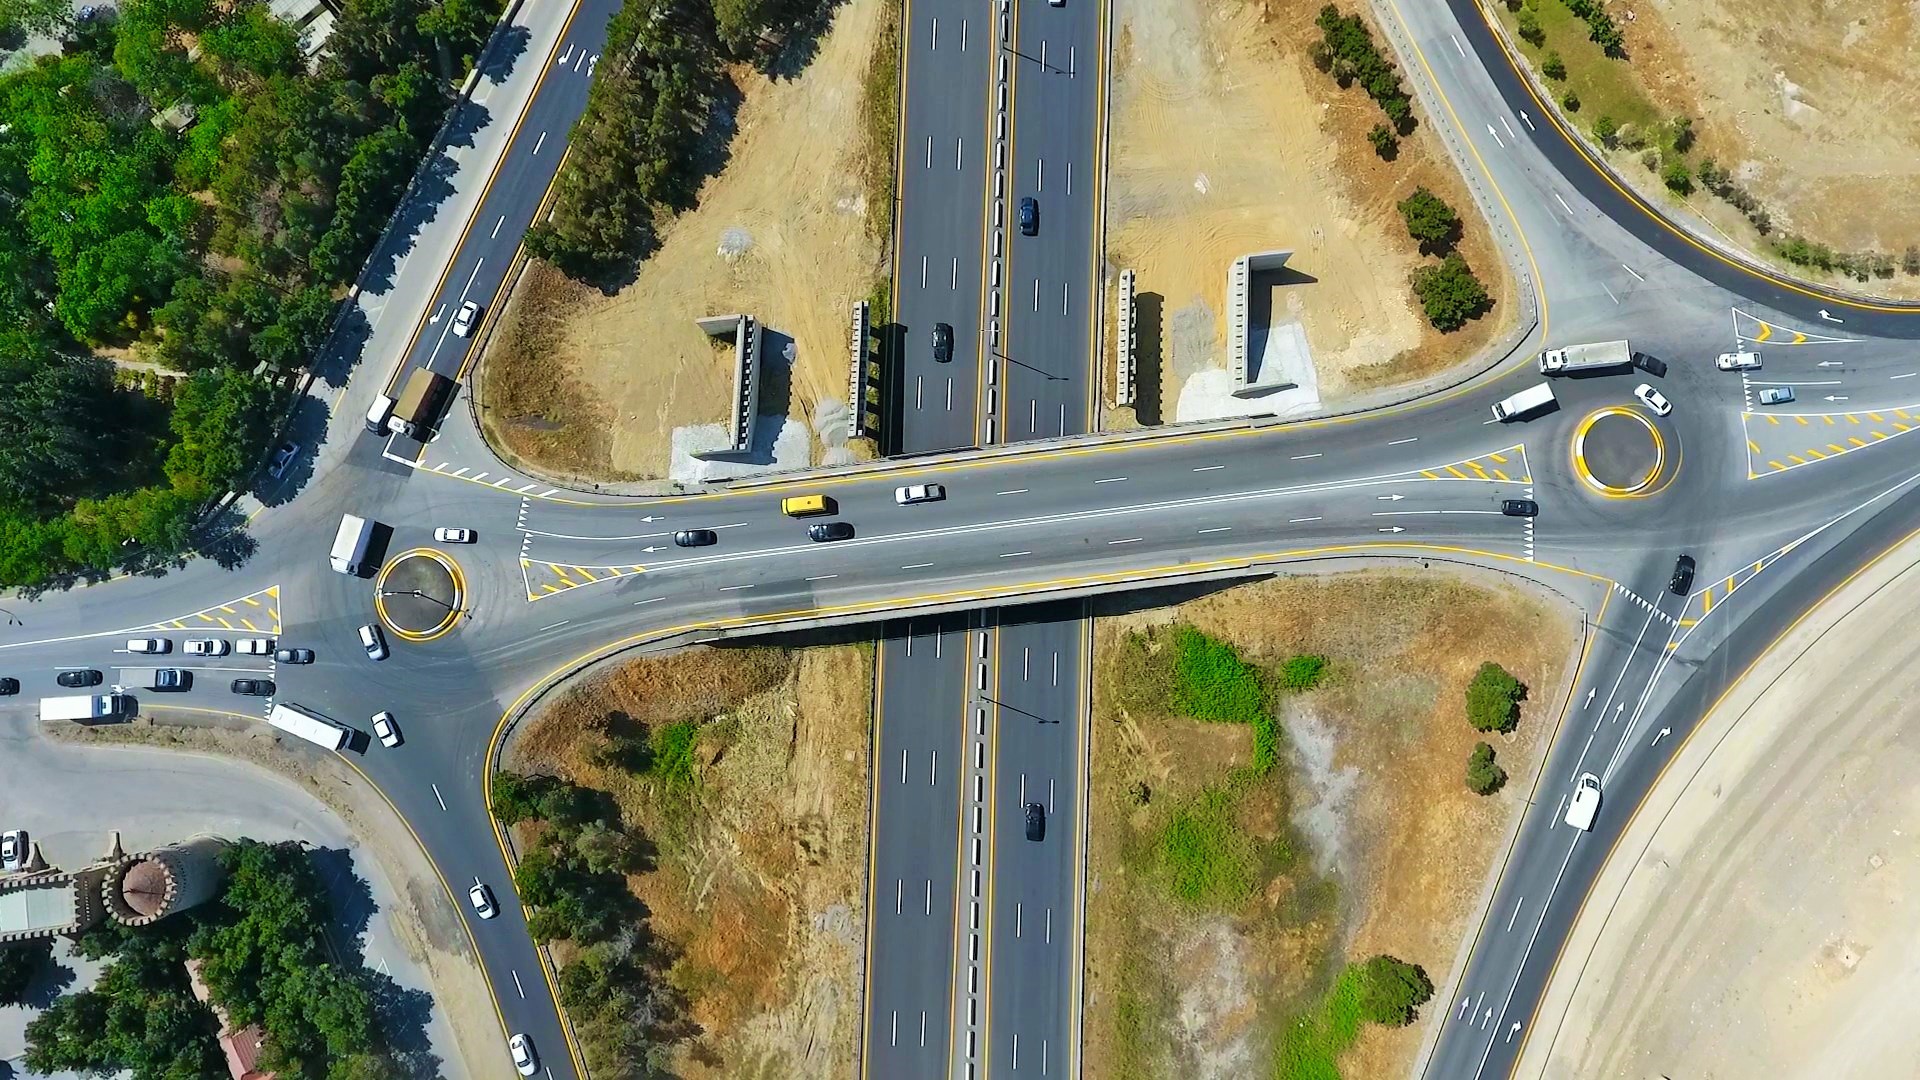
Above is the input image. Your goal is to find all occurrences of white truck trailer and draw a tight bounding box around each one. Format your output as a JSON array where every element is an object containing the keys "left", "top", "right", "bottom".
[
  {"left": 1490, "top": 382, "right": 1557, "bottom": 422},
  {"left": 330, "top": 513, "right": 375, "bottom": 576},
  {"left": 268, "top": 702, "right": 350, "bottom": 751},
  {"left": 40, "top": 694, "right": 124, "bottom": 722},
  {"left": 1537, "top": 339, "right": 1632, "bottom": 375}
]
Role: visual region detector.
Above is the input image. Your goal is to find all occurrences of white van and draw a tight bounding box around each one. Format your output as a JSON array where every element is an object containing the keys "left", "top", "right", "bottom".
[
  {"left": 365, "top": 394, "right": 397, "bottom": 434},
  {"left": 237, "top": 638, "right": 274, "bottom": 655},
  {"left": 1563, "top": 773, "right": 1602, "bottom": 831},
  {"left": 126, "top": 638, "right": 170, "bottom": 654}
]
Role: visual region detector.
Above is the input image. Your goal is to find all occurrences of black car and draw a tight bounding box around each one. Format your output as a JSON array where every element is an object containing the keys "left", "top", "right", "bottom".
[
  {"left": 1024, "top": 801, "right": 1046, "bottom": 842},
  {"left": 1669, "top": 554, "right": 1696, "bottom": 595},
  {"left": 0, "top": 677, "right": 16, "bottom": 696},
  {"left": 1018, "top": 197, "right": 1039, "bottom": 236},
  {"left": 673, "top": 529, "right": 718, "bottom": 548},
  {"left": 808, "top": 521, "right": 855, "bottom": 543},
  {"left": 56, "top": 668, "right": 102, "bottom": 688},
  {"left": 230, "top": 678, "right": 274, "bottom": 696},
  {"left": 931, "top": 322, "right": 954, "bottom": 363},
  {"left": 274, "top": 647, "right": 314, "bottom": 664},
  {"left": 1500, "top": 498, "right": 1539, "bottom": 517},
  {"left": 1631, "top": 351, "right": 1668, "bottom": 378}
]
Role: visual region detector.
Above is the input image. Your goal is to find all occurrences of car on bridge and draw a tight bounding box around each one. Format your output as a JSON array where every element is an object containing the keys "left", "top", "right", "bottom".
[
  {"left": 809, "top": 522, "right": 855, "bottom": 543},
  {"left": 508, "top": 1033, "right": 539, "bottom": 1077},
  {"left": 1563, "top": 773, "right": 1601, "bottom": 831},
  {"left": 1025, "top": 801, "right": 1046, "bottom": 842},
  {"left": 469, "top": 879, "right": 498, "bottom": 919},
  {"left": 452, "top": 300, "right": 481, "bottom": 337},
  {"left": 931, "top": 322, "right": 953, "bottom": 363},
  {"left": 1018, "top": 197, "right": 1039, "bottom": 236}
]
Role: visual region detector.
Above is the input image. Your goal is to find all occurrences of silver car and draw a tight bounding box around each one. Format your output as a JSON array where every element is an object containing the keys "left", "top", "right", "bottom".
[
  {"left": 1757, "top": 386, "right": 1796, "bottom": 405},
  {"left": 508, "top": 1033, "right": 539, "bottom": 1077}
]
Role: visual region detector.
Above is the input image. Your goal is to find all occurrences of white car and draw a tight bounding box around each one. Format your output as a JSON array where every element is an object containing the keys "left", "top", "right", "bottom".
[
  {"left": 184, "top": 638, "right": 229, "bottom": 657},
  {"left": 508, "top": 1033, "right": 539, "bottom": 1077},
  {"left": 237, "top": 638, "right": 275, "bottom": 655},
  {"left": 371, "top": 711, "right": 401, "bottom": 748},
  {"left": 1757, "top": 386, "right": 1796, "bottom": 405},
  {"left": 359, "top": 624, "right": 388, "bottom": 662},
  {"left": 469, "top": 880, "right": 498, "bottom": 919},
  {"left": 1632, "top": 383, "right": 1672, "bottom": 416},
  {"left": 1, "top": 829, "right": 26, "bottom": 871},
  {"left": 452, "top": 300, "right": 481, "bottom": 338},
  {"left": 1564, "top": 773, "right": 1602, "bottom": 831},
  {"left": 434, "top": 527, "right": 474, "bottom": 544},
  {"left": 126, "top": 638, "right": 170, "bottom": 654},
  {"left": 1716, "top": 350, "right": 1761, "bottom": 371},
  {"left": 894, "top": 483, "right": 946, "bottom": 505}
]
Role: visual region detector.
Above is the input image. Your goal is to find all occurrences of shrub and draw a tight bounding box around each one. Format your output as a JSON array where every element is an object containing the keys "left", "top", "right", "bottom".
[
  {"left": 1279, "top": 654, "right": 1330, "bottom": 692},
  {"left": 1351, "top": 955, "right": 1434, "bottom": 1026},
  {"left": 1465, "top": 661, "right": 1526, "bottom": 733},
  {"left": 1315, "top": 5, "right": 1415, "bottom": 131},
  {"left": 1515, "top": 6, "right": 1542, "bottom": 44},
  {"left": 1593, "top": 114, "right": 1617, "bottom": 145},
  {"left": 1170, "top": 625, "right": 1267, "bottom": 725},
  {"left": 1465, "top": 742, "right": 1507, "bottom": 795},
  {"left": 1905, "top": 246, "right": 1920, "bottom": 276},
  {"left": 649, "top": 719, "right": 700, "bottom": 787},
  {"left": 1367, "top": 123, "right": 1398, "bottom": 159},
  {"left": 1695, "top": 157, "right": 1728, "bottom": 193},
  {"left": 1541, "top": 51, "right": 1565, "bottom": 80},
  {"left": 1397, "top": 186, "right": 1461, "bottom": 253},
  {"left": 1661, "top": 159, "right": 1693, "bottom": 194},
  {"left": 1561, "top": 88, "right": 1581, "bottom": 112},
  {"left": 1410, "top": 253, "right": 1491, "bottom": 332},
  {"left": 1775, "top": 235, "right": 1835, "bottom": 271}
]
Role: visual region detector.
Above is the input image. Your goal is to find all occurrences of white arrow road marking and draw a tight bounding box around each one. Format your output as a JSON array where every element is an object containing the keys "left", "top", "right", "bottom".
[
  {"left": 1818, "top": 309, "right": 1844, "bottom": 323},
  {"left": 1520, "top": 110, "right": 1535, "bottom": 130},
  {"left": 1377, "top": 494, "right": 1405, "bottom": 501},
  {"left": 1651, "top": 726, "right": 1672, "bottom": 746},
  {"left": 1825, "top": 395, "right": 1851, "bottom": 402},
  {"left": 1379, "top": 526, "right": 1406, "bottom": 533},
  {"left": 1486, "top": 123, "right": 1505, "bottom": 148}
]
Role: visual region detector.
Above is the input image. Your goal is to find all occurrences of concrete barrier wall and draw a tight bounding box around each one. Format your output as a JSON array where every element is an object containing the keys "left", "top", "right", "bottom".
[{"left": 1114, "top": 268, "right": 1137, "bottom": 407}]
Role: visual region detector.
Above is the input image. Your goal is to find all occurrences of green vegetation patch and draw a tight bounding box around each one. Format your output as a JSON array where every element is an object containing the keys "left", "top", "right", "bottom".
[
  {"left": 1497, "top": 0, "right": 1660, "bottom": 135},
  {"left": 1170, "top": 624, "right": 1270, "bottom": 725},
  {"left": 1157, "top": 784, "right": 1259, "bottom": 905},
  {"left": 1274, "top": 955, "right": 1435, "bottom": 1080}
]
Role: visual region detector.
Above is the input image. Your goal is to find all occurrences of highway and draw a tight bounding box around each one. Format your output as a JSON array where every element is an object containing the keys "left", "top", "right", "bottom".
[{"left": 5, "top": 0, "right": 1920, "bottom": 1077}]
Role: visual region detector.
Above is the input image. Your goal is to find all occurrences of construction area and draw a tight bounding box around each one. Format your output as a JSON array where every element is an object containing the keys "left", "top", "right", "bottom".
[
  {"left": 1081, "top": 570, "right": 1575, "bottom": 1079},
  {"left": 1102, "top": 0, "right": 1513, "bottom": 429},
  {"left": 477, "top": 0, "right": 893, "bottom": 485}
]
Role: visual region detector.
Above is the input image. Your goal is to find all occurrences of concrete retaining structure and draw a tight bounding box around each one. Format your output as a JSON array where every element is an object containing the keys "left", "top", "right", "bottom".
[{"left": 692, "top": 314, "right": 763, "bottom": 457}]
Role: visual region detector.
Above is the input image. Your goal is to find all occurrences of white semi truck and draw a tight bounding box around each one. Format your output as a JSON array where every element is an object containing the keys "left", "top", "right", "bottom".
[
  {"left": 1490, "top": 382, "right": 1557, "bottom": 422},
  {"left": 330, "top": 513, "right": 375, "bottom": 576},
  {"left": 268, "top": 703, "right": 351, "bottom": 751},
  {"left": 40, "top": 694, "right": 124, "bottom": 722},
  {"left": 1537, "top": 339, "right": 1632, "bottom": 375}
]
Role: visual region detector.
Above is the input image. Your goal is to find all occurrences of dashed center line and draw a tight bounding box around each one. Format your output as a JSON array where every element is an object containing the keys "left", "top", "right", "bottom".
[
  {"left": 1198, "top": 526, "right": 1232, "bottom": 534},
  {"left": 1094, "top": 476, "right": 1128, "bottom": 484},
  {"left": 1289, "top": 516, "right": 1322, "bottom": 523},
  {"left": 1388, "top": 437, "right": 1419, "bottom": 446},
  {"left": 999, "top": 550, "right": 1031, "bottom": 558},
  {"left": 997, "top": 488, "right": 1029, "bottom": 496},
  {"left": 1107, "top": 537, "right": 1142, "bottom": 545},
  {"left": 902, "top": 562, "right": 934, "bottom": 569},
  {"left": 718, "top": 584, "right": 754, "bottom": 592},
  {"left": 1192, "top": 465, "right": 1225, "bottom": 473}
]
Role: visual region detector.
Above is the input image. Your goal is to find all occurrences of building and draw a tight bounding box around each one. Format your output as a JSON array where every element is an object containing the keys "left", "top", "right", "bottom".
[{"left": 186, "top": 958, "right": 278, "bottom": 1080}]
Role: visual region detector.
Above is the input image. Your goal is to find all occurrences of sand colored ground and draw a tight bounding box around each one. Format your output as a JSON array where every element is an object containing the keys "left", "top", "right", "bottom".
[
  {"left": 479, "top": 0, "right": 891, "bottom": 481},
  {"left": 1083, "top": 570, "right": 1577, "bottom": 1078},
  {"left": 509, "top": 644, "right": 872, "bottom": 1078},
  {"left": 1102, "top": 0, "right": 1513, "bottom": 427},
  {"left": 1523, "top": 534, "right": 1920, "bottom": 1079}
]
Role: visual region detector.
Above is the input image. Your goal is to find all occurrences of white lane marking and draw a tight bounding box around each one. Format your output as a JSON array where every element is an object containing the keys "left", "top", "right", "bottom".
[
  {"left": 926, "top": 135, "right": 932, "bottom": 169},
  {"left": 1094, "top": 476, "right": 1127, "bottom": 484},
  {"left": 805, "top": 574, "right": 837, "bottom": 581},
  {"left": 929, "top": 15, "right": 936, "bottom": 49},
  {"left": 1893, "top": 372, "right": 1918, "bottom": 380},
  {"left": 956, "top": 136, "right": 963, "bottom": 170},
  {"left": 1621, "top": 263, "right": 1646, "bottom": 281},
  {"left": 632, "top": 597, "right": 665, "bottom": 606},
  {"left": 1000, "top": 550, "right": 1031, "bottom": 558},
  {"left": 1472, "top": 837, "right": 1582, "bottom": 1077},
  {"left": 1288, "top": 516, "right": 1322, "bottom": 523},
  {"left": 997, "top": 488, "right": 1029, "bottom": 496},
  {"left": 1388, "top": 437, "right": 1418, "bottom": 446},
  {"left": 531, "top": 131, "right": 547, "bottom": 155},
  {"left": 1292, "top": 452, "right": 1322, "bottom": 460},
  {"left": 512, "top": 970, "right": 525, "bottom": 999},
  {"left": 1506, "top": 895, "right": 1525, "bottom": 932},
  {"left": 1107, "top": 537, "right": 1142, "bottom": 545},
  {"left": 900, "top": 750, "right": 908, "bottom": 784},
  {"left": 711, "top": 522, "right": 750, "bottom": 529},
  {"left": 534, "top": 619, "right": 570, "bottom": 632},
  {"left": 491, "top": 215, "right": 505, "bottom": 238},
  {"left": 718, "top": 584, "right": 754, "bottom": 592},
  {"left": 1747, "top": 379, "right": 1841, "bottom": 386},
  {"left": 1198, "top": 527, "right": 1232, "bottom": 534},
  {"left": 1451, "top": 33, "right": 1465, "bottom": 56},
  {"left": 1371, "top": 509, "right": 1504, "bottom": 516},
  {"left": 431, "top": 784, "right": 447, "bottom": 811},
  {"left": 1193, "top": 465, "right": 1225, "bottom": 472},
  {"left": 1553, "top": 191, "right": 1573, "bottom": 215},
  {"left": 902, "top": 562, "right": 934, "bottom": 569}
]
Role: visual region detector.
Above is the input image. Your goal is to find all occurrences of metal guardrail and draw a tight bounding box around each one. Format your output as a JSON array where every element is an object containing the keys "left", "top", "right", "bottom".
[{"left": 1114, "top": 268, "right": 1136, "bottom": 407}]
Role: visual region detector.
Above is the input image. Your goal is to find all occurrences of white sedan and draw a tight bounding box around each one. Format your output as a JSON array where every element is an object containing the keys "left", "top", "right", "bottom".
[
  {"left": 434, "top": 527, "right": 474, "bottom": 544},
  {"left": 184, "top": 638, "right": 230, "bottom": 656},
  {"left": 1633, "top": 383, "right": 1672, "bottom": 417},
  {"left": 894, "top": 483, "right": 946, "bottom": 505},
  {"left": 1563, "top": 773, "right": 1602, "bottom": 831},
  {"left": 452, "top": 300, "right": 481, "bottom": 338},
  {"left": 469, "top": 880, "right": 498, "bottom": 919},
  {"left": 371, "top": 711, "right": 401, "bottom": 748}
]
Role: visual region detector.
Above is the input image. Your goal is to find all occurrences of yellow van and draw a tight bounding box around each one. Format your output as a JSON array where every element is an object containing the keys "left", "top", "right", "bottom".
[{"left": 781, "top": 493, "right": 832, "bottom": 516}]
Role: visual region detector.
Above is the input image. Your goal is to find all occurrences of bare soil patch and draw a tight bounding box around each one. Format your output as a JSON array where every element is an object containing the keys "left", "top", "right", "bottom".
[
  {"left": 508, "top": 643, "right": 873, "bottom": 1077},
  {"left": 1083, "top": 571, "right": 1576, "bottom": 1078},
  {"left": 479, "top": 0, "right": 893, "bottom": 480},
  {"left": 1103, "top": 0, "right": 1513, "bottom": 426}
]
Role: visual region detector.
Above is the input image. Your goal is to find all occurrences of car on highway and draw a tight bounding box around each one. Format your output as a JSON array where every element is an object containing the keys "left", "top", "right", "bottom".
[
  {"left": 371, "top": 711, "right": 401, "bottom": 748},
  {"left": 149, "top": 668, "right": 188, "bottom": 691},
  {"left": 931, "top": 322, "right": 954, "bottom": 363},
  {"left": 1716, "top": 350, "right": 1761, "bottom": 371},
  {"left": 808, "top": 521, "right": 855, "bottom": 543},
  {"left": 673, "top": 529, "right": 718, "bottom": 547},
  {"left": 230, "top": 678, "right": 274, "bottom": 696},
  {"left": 508, "top": 1033, "right": 539, "bottom": 1077},
  {"left": 267, "top": 441, "right": 300, "bottom": 480},
  {"left": 126, "top": 638, "right": 170, "bottom": 654},
  {"left": 1757, "top": 386, "right": 1796, "bottom": 405},
  {"left": 0, "top": 678, "right": 15, "bottom": 696},
  {"left": 895, "top": 483, "right": 946, "bottom": 505},
  {"left": 359, "top": 624, "right": 388, "bottom": 662},
  {"left": 1631, "top": 351, "right": 1667, "bottom": 377},
  {"left": 434, "top": 527, "right": 474, "bottom": 544},
  {"left": 1563, "top": 773, "right": 1602, "bottom": 831},
  {"left": 185, "top": 638, "right": 229, "bottom": 656},
  {"left": 274, "top": 647, "right": 314, "bottom": 664},
  {"left": 452, "top": 300, "right": 481, "bottom": 337},
  {"left": 238, "top": 638, "right": 274, "bottom": 655},
  {"left": 1500, "top": 498, "right": 1539, "bottom": 517},
  {"left": 1, "top": 829, "right": 26, "bottom": 871},
  {"left": 1018, "top": 196, "right": 1039, "bottom": 236},
  {"left": 469, "top": 879, "right": 498, "bottom": 919},
  {"left": 1025, "top": 802, "right": 1046, "bottom": 842},
  {"left": 1669, "top": 553, "right": 1696, "bottom": 595},
  {"left": 57, "top": 669, "right": 102, "bottom": 688},
  {"left": 1632, "top": 383, "right": 1672, "bottom": 416}
]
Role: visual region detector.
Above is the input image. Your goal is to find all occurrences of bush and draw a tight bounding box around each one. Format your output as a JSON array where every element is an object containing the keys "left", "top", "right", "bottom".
[
  {"left": 1592, "top": 114, "right": 1617, "bottom": 145},
  {"left": 1515, "top": 7, "right": 1542, "bottom": 44},
  {"left": 1465, "top": 742, "right": 1507, "bottom": 795},
  {"left": 1410, "top": 253, "right": 1492, "bottom": 332},
  {"left": 649, "top": 719, "right": 700, "bottom": 788},
  {"left": 1170, "top": 625, "right": 1267, "bottom": 725},
  {"left": 1367, "top": 123, "right": 1398, "bottom": 159},
  {"left": 1695, "top": 157, "right": 1728, "bottom": 193},
  {"left": 1315, "top": 5, "right": 1415, "bottom": 131},
  {"left": 1561, "top": 88, "right": 1581, "bottom": 112},
  {"left": 1351, "top": 955, "right": 1434, "bottom": 1026},
  {"left": 1465, "top": 661, "right": 1526, "bottom": 733},
  {"left": 1661, "top": 159, "right": 1693, "bottom": 194},
  {"left": 1541, "top": 50, "right": 1565, "bottom": 80},
  {"left": 1775, "top": 235, "right": 1835, "bottom": 271},
  {"left": 1667, "top": 115, "right": 1695, "bottom": 153},
  {"left": 1905, "top": 246, "right": 1920, "bottom": 276},
  {"left": 1397, "top": 187, "right": 1461, "bottom": 253},
  {"left": 1279, "top": 654, "right": 1330, "bottom": 692}
]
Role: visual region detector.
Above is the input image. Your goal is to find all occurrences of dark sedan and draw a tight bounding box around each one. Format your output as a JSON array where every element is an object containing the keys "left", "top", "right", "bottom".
[
  {"left": 230, "top": 678, "right": 275, "bottom": 696},
  {"left": 56, "top": 669, "right": 102, "bottom": 688},
  {"left": 808, "top": 522, "right": 855, "bottom": 543},
  {"left": 673, "top": 529, "right": 718, "bottom": 548}
]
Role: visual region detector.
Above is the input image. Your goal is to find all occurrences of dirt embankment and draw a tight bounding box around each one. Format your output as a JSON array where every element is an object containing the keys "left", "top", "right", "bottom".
[
  {"left": 479, "top": 0, "right": 894, "bottom": 482},
  {"left": 1103, "top": 0, "right": 1513, "bottom": 427},
  {"left": 1083, "top": 571, "right": 1576, "bottom": 1079},
  {"left": 508, "top": 643, "right": 873, "bottom": 1078}
]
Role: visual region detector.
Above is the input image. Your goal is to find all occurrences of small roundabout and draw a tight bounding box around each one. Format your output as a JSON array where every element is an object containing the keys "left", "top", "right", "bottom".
[
  {"left": 372, "top": 547, "right": 467, "bottom": 642},
  {"left": 1570, "top": 405, "right": 1674, "bottom": 498}
]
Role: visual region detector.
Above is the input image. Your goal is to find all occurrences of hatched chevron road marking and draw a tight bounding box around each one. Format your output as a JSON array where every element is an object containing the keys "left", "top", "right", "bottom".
[{"left": 145, "top": 585, "right": 282, "bottom": 634}]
